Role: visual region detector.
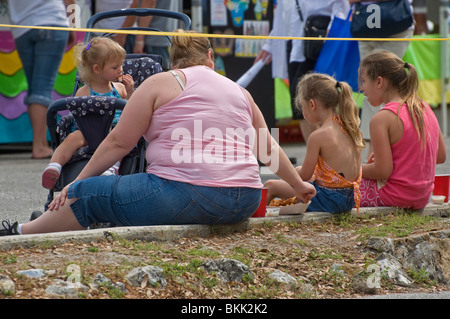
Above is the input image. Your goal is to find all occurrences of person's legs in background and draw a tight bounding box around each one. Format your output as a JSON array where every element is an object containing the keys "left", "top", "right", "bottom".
[{"left": 15, "top": 29, "right": 69, "bottom": 159}]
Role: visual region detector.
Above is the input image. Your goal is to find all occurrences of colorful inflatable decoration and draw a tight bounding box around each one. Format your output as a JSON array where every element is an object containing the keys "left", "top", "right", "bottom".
[{"left": 0, "top": 31, "right": 83, "bottom": 144}]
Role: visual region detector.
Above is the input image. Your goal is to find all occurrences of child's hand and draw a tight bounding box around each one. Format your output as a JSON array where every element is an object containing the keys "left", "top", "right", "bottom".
[
  {"left": 121, "top": 74, "right": 135, "bottom": 98},
  {"left": 367, "top": 152, "right": 375, "bottom": 164},
  {"left": 293, "top": 181, "right": 316, "bottom": 204}
]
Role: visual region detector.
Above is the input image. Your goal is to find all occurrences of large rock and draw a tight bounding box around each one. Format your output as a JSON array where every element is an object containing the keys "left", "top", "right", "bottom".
[
  {"left": 366, "top": 229, "right": 450, "bottom": 284},
  {"left": 202, "top": 258, "right": 253, "bottom": 283},
  {"left": 126, "top": 265, "right": 167, "bottom": 288},
  {"left": 0, "top": 275, "right": 15, "bottom": 295}
]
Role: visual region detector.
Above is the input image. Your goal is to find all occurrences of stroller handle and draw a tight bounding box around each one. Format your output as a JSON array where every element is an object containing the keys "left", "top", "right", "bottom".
[
  {"left": 84, "top": 8, "right": 191, "bottom": 45},
  {"left": 86, "top": 8, "right": 191, "bottom": 31}
]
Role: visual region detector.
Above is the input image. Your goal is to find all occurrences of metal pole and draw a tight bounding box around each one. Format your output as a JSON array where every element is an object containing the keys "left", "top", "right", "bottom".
[
  {"left": 191, "top": 0, "right": 203, "bottom": 32},
  {"left": 440, "top": 0, "right": 449, "bottom": 136}
]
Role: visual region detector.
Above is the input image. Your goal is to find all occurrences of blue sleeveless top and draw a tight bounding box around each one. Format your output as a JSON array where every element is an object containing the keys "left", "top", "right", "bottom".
[{"left": 90, "top": 82, "right": 122, "bottom": 125}]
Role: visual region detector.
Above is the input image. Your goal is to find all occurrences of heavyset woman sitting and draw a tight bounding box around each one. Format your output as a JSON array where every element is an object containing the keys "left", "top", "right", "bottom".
[{"left": 0, "top": 30, "right": 315, "bottom": 236}]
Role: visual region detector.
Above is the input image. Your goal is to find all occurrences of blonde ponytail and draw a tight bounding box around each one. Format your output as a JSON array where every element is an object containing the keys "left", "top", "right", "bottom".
[
  {"left": 337, "top": 81, "right": 365, "bottom": 148},
  {"left": 296, "top": 73, "right": 364, "bottom": 149}
]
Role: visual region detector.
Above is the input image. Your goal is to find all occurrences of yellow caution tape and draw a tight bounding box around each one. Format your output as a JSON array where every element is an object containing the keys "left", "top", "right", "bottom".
[{"left": 0, "top": 23, "right": 449, "bottom": 42}]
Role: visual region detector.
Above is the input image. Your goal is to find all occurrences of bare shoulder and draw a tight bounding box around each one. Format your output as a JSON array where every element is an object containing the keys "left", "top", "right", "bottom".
[
  {"left": 112, "top": 82, "right": 126, "bottom": 98},
  {"left": 134, "top": 71, "right": 184, "bottom": 110},
  {"left": 309, "top": 126, "right": 331, "bottom": 144},
  {"left": 372, "top": 108, "right": 400, "bottom": 131},
  {"left": 75, "top": 85, "right": 90, "bottom": 97},
  {"left": 307, "top": 127, "right": 328, "bottom": 151},
  {"left": 373, "top": 108, "right": 397, "bottom": 123}
]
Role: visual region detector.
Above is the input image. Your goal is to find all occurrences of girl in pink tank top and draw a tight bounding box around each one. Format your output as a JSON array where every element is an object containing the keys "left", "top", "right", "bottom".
[{"left": 358, "top": 50, "right": 446, "bottom": 210}]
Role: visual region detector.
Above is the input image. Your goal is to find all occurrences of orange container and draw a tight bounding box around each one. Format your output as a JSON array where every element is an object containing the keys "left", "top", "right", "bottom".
[
  {"left": 433, "top": 174, "right": 450, "bottom": 203},
  {"left": 252, "top": 188, "right": 268, "bottom": 217}
]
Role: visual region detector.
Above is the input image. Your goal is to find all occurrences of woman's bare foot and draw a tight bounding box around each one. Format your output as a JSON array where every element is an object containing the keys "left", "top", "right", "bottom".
[{"left": 31, "top": 145, "right": 53, "bottom": 159}]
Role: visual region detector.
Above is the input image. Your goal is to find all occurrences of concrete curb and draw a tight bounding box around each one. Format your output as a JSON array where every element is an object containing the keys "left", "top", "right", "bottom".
[{"left": 0, "top": 203, "right": 449, "bottom": 251}]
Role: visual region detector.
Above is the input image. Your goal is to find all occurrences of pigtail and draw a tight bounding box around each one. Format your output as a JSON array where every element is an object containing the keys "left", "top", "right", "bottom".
[
  {"left": 401, "top": 63, "right": 427, "bottom": 148},
  {"left": 337, "top": 81, "right": 365, "bottom": 149}
]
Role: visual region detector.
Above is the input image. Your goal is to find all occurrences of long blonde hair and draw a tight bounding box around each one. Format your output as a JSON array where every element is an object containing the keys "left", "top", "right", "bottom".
[
  {"left": 75, "top": 37, "right": 126, "bottom": 84},
  {"left": 170, "top": 29, "right": 214, "bottom": 69},
  {"left": 296, "top": 73, "right": 365, "bottom": 149},
  {"left": 359, "top": 50, "right": 426, "bottom": 146}
]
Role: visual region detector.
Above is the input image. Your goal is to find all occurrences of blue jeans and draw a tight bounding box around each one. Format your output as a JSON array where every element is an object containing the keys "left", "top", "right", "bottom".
[
  {"left": 307, "top": 182, "right": 355, "bottom": 213},
  {"left": 15, "top": 28, "right": 69, "bottom": 107},
  {"left": 68, "top": 173, "right": 261, "bottom": 227}
]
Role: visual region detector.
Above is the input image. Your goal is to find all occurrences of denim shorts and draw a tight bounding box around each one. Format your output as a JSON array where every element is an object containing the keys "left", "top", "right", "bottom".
[
  {"left": 68, "top": 173, "right": 261, "bottom": 227},
  {"left": 14, "top": 28, "right": 69, "bottom": 107},
  {"left": 306, "top": 182, "right": 355, "bottom": 213}
]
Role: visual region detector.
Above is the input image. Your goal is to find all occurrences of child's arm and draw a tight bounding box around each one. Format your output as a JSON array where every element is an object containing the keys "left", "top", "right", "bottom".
[
  {"left": 246, "top": 90, "right": 316, "bottom": 203},
  {"left": 437, "top": 130, "right": 446, "bottom": 164},
  {"left": 362, "top": 111, "right": 394, "bottom": 180},
  {"left": 298, "top": 131, "right": 321, "bottom": 181}
]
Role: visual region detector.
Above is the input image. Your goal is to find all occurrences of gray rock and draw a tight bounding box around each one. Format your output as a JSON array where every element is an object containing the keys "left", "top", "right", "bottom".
[
  {"left": 202, "top": 258, "right": 253, "bottom": 283},
  {"left": 268, "top": 269, "right": 298, "bottom": 286},
  {"left": 0, "top": 275, "right": 15, "bottom": 295},
  {"left": 366, "top": 237, "right": 394, "bottom": 254},
  {"left": 351, "top": 273, "right": 380, "bottom": 295},
  {"left": 126, "top": 265, "right": 167, "bottom": 288},
  {"left": 376, "top": 253, "right": 414, "bottom": 287},
  {"left": 45, "top": 279, "right": 89, "bottom": 298},
  {"left": 403, "top": 241, "right": 444, "bottom": 283},
  {"left": 17, "top": 268, "right": 46, "bottom": 278},
  {"left": 367, "top": 230, "right": 450, "bottom": 285},
  {"left": 91, "top": 273, "right": 128, "bottom": 292}
]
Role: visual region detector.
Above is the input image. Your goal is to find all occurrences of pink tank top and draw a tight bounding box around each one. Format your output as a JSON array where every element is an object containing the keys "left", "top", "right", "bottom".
[
  {"left": 378, "top": 102, "right": 439, "bottom": 209},
  {"left": 144, "top": 65, "right": 262, "bottom": 188}
]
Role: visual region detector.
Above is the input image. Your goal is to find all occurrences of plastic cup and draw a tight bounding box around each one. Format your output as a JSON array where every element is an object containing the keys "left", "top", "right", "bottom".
[
  {"left": 433, "top": 174, "right": 450, "bottom": 203},
  {"left": 252, "top": 188, "right": 268, "bottom": 217}
]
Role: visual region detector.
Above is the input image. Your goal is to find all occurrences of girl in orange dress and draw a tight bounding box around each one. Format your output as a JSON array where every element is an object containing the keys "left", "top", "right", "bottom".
[{"left": 265, "top": 73, "right": 364, "bottom": 213}]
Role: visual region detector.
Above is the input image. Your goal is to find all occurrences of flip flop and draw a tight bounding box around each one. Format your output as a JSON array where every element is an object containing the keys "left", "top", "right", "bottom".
[{"left": 31, "top": 154, "right": 52, "bottom": 160}]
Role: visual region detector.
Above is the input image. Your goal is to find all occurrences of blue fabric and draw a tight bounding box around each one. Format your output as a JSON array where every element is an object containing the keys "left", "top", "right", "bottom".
[
  {"left": 89, "top": 83, "right": 122, "bottom": 125},
  {"left": 68, "top": 173, "right": 261, "bottom": 227},
  {"left": 313, "top": 11, "right": 360, "bottom": 92},
  {"left": 307, "top": 181, "right": 355, "bottom": 213},
  {"left": 14, "top": 28, "right": 69, "bottom": 107}
]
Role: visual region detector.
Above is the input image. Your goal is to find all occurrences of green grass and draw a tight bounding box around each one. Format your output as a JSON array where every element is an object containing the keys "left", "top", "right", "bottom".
[{"left": 333, "top": 210, "right": 443, "bottom": 239}]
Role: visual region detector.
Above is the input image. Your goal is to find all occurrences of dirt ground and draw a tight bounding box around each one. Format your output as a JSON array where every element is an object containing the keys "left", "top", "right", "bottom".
[{"left": 1, "top": 213, "right": 450, "bottom": 300}]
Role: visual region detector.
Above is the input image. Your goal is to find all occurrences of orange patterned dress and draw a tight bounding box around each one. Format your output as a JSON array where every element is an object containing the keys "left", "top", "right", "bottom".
[{"left": 312, "top": 115, "right": 362, "bottom": 212}]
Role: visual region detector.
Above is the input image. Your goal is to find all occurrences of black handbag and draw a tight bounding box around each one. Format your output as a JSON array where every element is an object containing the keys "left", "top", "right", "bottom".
[
  {"left": 296, "top": 1, "right": 330, "bottom": 61},
  {"left": 350, "top": 0, "right": 413, "bottom": 38}
]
